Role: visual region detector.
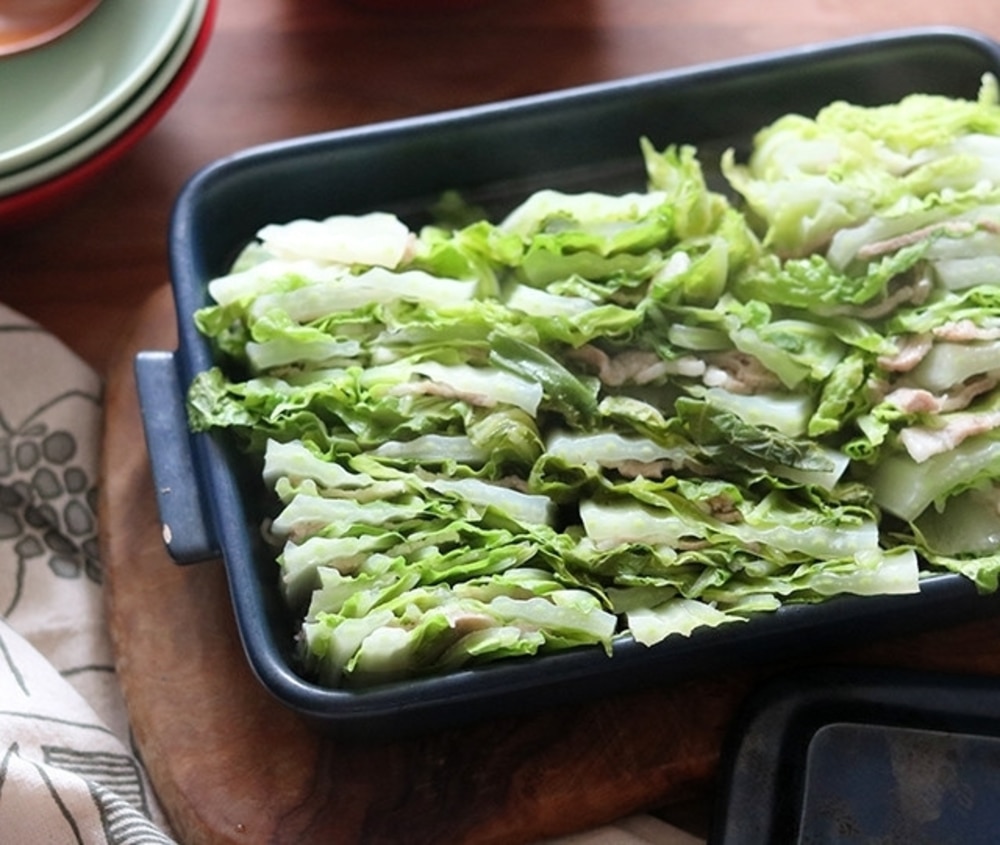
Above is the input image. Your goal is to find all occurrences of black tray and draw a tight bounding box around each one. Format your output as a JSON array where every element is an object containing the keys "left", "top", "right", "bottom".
[
  {"left": 137, "top": 26, "right": 1000, "bottom": 737},
  {"left": 710, "top": 665, "right": 1000, "bottom": 844}
]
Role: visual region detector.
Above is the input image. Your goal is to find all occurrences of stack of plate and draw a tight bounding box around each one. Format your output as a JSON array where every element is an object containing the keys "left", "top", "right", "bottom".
[{"left": 0, "top": 0, "right": 217, "bottom": 224}]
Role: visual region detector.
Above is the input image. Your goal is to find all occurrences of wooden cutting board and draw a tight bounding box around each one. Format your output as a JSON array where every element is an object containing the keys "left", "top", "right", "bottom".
[{"left": 98, "top": 284, "right": 1000, "bottom": 845}]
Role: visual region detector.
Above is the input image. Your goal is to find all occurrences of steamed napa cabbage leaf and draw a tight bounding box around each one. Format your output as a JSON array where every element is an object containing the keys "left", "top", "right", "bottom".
[
  {"left": 721, "top": 73, "right": 1000, "bottom": 256},
  {"left": 187, "top": 84, "right": 1000, "bottom": 688}
]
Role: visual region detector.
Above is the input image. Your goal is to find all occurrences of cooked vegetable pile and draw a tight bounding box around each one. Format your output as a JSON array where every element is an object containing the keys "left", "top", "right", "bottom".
[{"left": 188, "top": 75, "right": 1000, "bottom": 688}]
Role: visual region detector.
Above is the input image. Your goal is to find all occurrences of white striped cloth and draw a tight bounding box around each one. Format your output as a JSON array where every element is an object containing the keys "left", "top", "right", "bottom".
[{"left": 0, "top": 303, "right": 173, "bottom": 844}]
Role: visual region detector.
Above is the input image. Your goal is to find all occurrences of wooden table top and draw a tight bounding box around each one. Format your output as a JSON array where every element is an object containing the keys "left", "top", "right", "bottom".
[{"left": 3, "top": 0, "right": 999, "bottom": 376}]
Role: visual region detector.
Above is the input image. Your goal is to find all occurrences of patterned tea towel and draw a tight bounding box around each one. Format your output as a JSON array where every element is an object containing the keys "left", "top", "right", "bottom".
[
  {"left": 0, "top": 300, "right": 703, "bottom": 845},
  {"left": 0, "top": 303, "right": 175, "bottom": 844}
]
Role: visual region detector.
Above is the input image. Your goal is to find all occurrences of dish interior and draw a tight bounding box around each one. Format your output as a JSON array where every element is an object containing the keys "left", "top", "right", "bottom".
[
  {"left": 801, "top": 723, "right": 1000, "bottom": 841},
  {"left": 711, "top": 667, "right": 1000, "bottom": 844}
]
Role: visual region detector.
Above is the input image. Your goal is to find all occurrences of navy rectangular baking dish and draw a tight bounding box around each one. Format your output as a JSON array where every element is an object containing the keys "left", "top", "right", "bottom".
[{"left": 137, "top": 26, "right": 1000, "bottom": 737}]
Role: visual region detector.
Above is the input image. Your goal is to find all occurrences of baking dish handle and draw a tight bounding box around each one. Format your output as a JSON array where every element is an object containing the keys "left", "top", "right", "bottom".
[{"left": 134, "top": 350, "right": 220, "bottom": 564}]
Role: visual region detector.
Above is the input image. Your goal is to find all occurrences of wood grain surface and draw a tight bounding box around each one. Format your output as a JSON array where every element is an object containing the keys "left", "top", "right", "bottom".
[{"left": 16, "top": 1, "right": 1000, "bottom": 843}]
